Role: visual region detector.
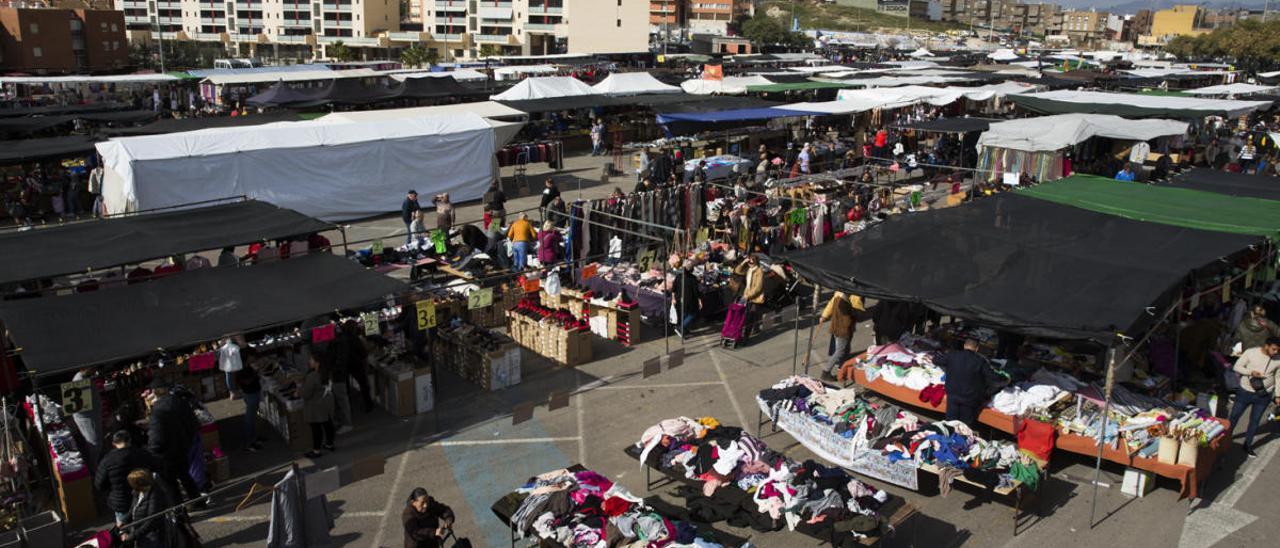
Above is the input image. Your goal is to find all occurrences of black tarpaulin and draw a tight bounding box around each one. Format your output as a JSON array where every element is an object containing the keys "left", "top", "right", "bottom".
[
  {"left": 0, "top": 110, "right": 157, "bottom": 135},
  {"left": 0, "top": 102, "right": 131, "bottom": 118},
  {"left": 245, "top": 81, "right": 317, "bottom": 107},
  {"left": 0, "top": 253, "right": 407, "bottom": 373},
  {"left": 892, "top": 117, "right": 999, "bottom": 133},
  {"left": 388, "top": 76, "right": 486, "bottom": 100},
  {"left": 300, "top": 78, "right": 396, "bottom": 106},
  {"left": 0, "top": 200, "right": 334, "bottom": 285},
  {"left": 0, "top": 135, "right": 98, "bottom": 164},
  {"left": 781, "top": 194, "right": 1257, "bottom": 341},
  {"left": 498, "top": 95, "right": 627, "bottom": 113},
  {"left": 1162, "top": 168, "right": 1280, "bottom": 201},
  {"left": 103, "top": 111, "right": 304, "bottom": 136}
]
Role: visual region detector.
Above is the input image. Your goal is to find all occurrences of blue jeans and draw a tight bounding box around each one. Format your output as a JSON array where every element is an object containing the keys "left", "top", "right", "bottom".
[
  {"left": 404, "top": 222, "right": 414, "bottom": 246},
  {"left": 679, "top": 312, "right": 697, "bottom": 336},
  {"left": 1229, "top": 387, "right": 1272, "bottom": 448},
  {"left": 243, "top": 391, "right": 261, "bottom": 445},
  {"left": 512, "top": 241, "right": 531, "bottom": 271},
  {"left": 114, "top": 511, "right": 128, "bottom": 526}
]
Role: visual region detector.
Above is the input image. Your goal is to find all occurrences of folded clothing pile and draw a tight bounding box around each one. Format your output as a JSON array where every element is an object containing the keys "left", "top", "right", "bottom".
[
  {"left": 505, "top": 467, "right": 724, "bottom": 547},
  {"left": 856, "top": 342, "right": 944, "bottom": 390},
  {"left": 635, "top": 416, "right": 890, "bottom": 541}
]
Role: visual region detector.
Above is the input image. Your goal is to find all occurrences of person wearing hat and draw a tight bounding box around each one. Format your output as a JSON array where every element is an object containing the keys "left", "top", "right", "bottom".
[{"left": 401, "top": 190, "right": 421, "bottom": 246}]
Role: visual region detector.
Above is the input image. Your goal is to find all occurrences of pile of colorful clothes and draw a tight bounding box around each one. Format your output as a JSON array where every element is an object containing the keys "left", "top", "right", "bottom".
[
  {"left": 635, "top": 416, "right": 891, "bottom": 541},
  {"left": 855, "top": 340, "right": 945, "bottom": 390},
  {"left": 504, "top": 467, "right": 724, "bottom": 547},
  {"left": 758, "top": 376, "right": 912, "bottom": 454}
]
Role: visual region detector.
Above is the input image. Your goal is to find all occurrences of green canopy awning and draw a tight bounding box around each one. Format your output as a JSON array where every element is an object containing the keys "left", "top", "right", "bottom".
[
  {"left": 746, "top": 81, "right": 853, "bottom": 93},
  {"left": 1018, "top": 174, "right": 1280, "bottom": 237}
]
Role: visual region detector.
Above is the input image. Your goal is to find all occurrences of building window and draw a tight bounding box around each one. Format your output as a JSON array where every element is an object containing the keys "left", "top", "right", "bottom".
[
  {"left": 29, "top": 23, "right": 39, "bottom": 34},
  {"left": 32, "top": 47, "right": 43, "bottom": 57}
]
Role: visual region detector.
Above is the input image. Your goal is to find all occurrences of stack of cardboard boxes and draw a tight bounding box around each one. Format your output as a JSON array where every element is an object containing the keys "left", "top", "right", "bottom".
[
  {"left": 506, "top": 311, "right": 593, "bottom": 367},
  {"left": 367, "top": 353, "right": 433, "bottom": 417},
  {"left": 433, "top": 324, "right": 522, "bottom": 391}
]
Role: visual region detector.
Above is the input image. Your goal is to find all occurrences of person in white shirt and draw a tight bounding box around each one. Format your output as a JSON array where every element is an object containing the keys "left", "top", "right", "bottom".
[{"left": 1230, "top": 337, "right": 1280, "bottom": 457}]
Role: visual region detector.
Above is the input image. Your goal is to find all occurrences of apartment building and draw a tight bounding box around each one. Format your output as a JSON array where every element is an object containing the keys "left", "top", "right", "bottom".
[
  {"left": 115, "top": 0, "right": 648, "bottom": 61},
  {"left": 688, "top": 0, "right": 733, "bottom": 34},
  {"left": 650, "top": 0, "right": 684, "bottom": 32},
  {"left": 1060, "top": 10, "right": 1105, "bottom": 45},
  {"left": 0, "top": 7, "right": 128, "bottom": 73}
]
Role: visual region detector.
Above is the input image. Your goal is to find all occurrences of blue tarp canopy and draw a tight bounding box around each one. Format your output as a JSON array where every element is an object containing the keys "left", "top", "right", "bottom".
[{"left": 657, "top": 107, "right": 824, "bottom": 136}]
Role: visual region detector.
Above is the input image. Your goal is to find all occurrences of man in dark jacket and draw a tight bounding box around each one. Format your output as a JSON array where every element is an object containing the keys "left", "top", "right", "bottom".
[
  {"left": 95, "top": 431, "right": 162, "bottom": 526},
  {"left": 146, "top": 384, "right": 202, "bottom": 502},
  {"left": 673, "top": 259, "right": 701, "bottom": 339},
  {"left": 936, "top": 339, "right": 1005, "bottom": 427},
  {"left": 403, "top": 487, "right": 455, "bottom": 548},
  {"left": 401, "top": 190, "right": 421, "bottom": 246}
]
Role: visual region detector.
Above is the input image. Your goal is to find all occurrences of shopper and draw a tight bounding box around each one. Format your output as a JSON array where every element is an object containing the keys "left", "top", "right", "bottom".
[
  {"left": 145, "top": 383, "right": 202, "bottom": 502},
  {"left": 336, "top": 320, "right": 374, "bottom": 413},
  {"left": 936, "top": 339, "right": 1005, "bottom": 427},
  {"left": 433, "top": 193, "right": 454, "bottom": 233},
  {"left": 217, "top": 246, "right": 238, "bottom": 267},
  {"left": 590, "top": 119, "right": 605, "bottom": 156},
  {"left": 235, "top": 357, "right": 264, "bottom": 452},
  {"left": 401, "top": 190, "right": 421, "bottom": 246},
  {"left": 70, "top": 366, "right": 102, "bottom": 467},
  {"left": 299, "top": 350, "right": 336, "bottom": 459},
  {"left": 484, "top": 181, "right": 507, "bottom": 223},
  {"left": 120, "top": 469, "right": 179, "bottom": 548},
  {"left": 537, "top": 221, "right": 563, "bottom": 266},
  {"left": 1114, "top": 164, "right": 1136, "bottom": 182},
  {"left": 217, "top": 337, "right": 243, "bottom": 399},
  {"left": 1229, "top": 337, "right": 1280, "bottom": 458},
  {"left": 403, "top": 487, "right": 455, "bottom": 548},
  {"left": 506, "top": 213, "right": 537, "bottom": 271},
  {"left": 1234, "top": 304, "right": 1280, "bottom": 352},
  {"left": 539, "top": 178, "right": 560, "bottom": 216},
  {"left": 672, "top": 257, "right": 701, "bottom": 339},
  {"left": 818, "top": 292, "right": 860, "bottom": 381},
  {"left": 95, "top": 431, "right": 162, "bottom": 526},
  {"left": 326, "top": 340, "right": 354, "bottom": 434}
]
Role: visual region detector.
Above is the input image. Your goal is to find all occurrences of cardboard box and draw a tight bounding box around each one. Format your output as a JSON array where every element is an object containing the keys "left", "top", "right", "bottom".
[
  {"left": 1121, "top": 469, "right": 1155, "bottom": 498},
  {"left": 209, "top": 455, "right": 231, "bottom": 483}
]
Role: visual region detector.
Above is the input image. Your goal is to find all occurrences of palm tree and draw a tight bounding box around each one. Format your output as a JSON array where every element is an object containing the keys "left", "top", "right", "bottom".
[
  {"left": 329, "top": 40, "right": 355, "bottom": 62},
  {"left": 400, "top": 44, "right": 429, "bottom": 68}
]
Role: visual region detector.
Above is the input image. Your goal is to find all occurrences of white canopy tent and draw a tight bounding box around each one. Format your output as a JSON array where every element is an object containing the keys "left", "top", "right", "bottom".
[
  {"left": 988, "top": 49, "right": 1021, "bottom": 62},
  {"left": 785, "top": 83, "right": 1036, "bottom": 116},
  {"left": 1184, "top": 83, "right": 1277, "bottom": 97},
  {"left": 96, "top": 112, "right": 497, "bottom": 221},
  {"left": 321, "top": 102, "right": 525, "bottom": 147},
  {"left": 978, "top": 114, "right": 1188, "bottom": 152},
  {"left": 680, "top": 76, "right": 773, "bottom": 95},
  {"left": 908, "top": 48, "right": 935, "bottom": 58},
  {"left": 200, "top": 69, "right": 377, "bottom": 86},
  {"left": 491, "top": 76, "right": 597, "bottom": 100},
  {"left": 492, "top": 65, "right": 559, "bottom": 81},
  {"left": 592, "top": 72, "right": 681, "bottom": 96}
]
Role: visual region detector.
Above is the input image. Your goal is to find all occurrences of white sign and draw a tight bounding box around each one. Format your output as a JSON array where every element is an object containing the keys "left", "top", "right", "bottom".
[
  {"left": 1003, "top": 172, "right": 1020, "bottom": 186},
  {"left": 414, "top": 373, "right": 434, "bottom": 414},
  {"left": 762, "top": 399, "right": 919, "bottom": 490}
]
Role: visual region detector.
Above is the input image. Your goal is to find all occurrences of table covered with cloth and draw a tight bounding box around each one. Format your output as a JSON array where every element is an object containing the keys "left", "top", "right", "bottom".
[{"left": 842, "top": 362, "right": 1228, "bottom": 499}]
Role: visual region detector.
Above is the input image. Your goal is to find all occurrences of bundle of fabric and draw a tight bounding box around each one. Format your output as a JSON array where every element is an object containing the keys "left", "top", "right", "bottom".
[
  {"left": 506, "top": 467, "right": 724, "bottom": 547},
  {"left": 759, "top": 376, "right": 908, "bottom": 453},
  {"left": 856, "top": 342, "right": 945, "bottom": 390},
  {"left": 635, "top": 417, "right": 890, "bottom": 541},
  {"left": 878, "top": 418, "right": 1037, "bottom": 492}
]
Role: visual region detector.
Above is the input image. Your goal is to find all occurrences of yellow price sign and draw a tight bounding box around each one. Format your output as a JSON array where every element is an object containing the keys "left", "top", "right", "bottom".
[
  {"left": 468, "top": 288, "right": 494, "bottom": 310},
  {"left": 361, "top": 312, "right": 380, "bottom": 336},
  {"left": 371, "top": 239, "right": 384, "bottom": 255},
  {"left": 416, "top": 300, "right": 436, "bottom": 330}
]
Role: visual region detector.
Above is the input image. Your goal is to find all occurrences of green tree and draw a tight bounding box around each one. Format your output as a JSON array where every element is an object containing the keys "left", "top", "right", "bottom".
[
  {"left": 728, "top": 13, "right": 751, "bottom": 36},
  {"left": 741, "top": 13, "right": 811, "bottom": 50},
  {"left": 400, "top": 44, "right": 429, "bottom": 68},
  {"left": 426, "top": 48, "right": 440, "bottom": 66},
  {"left": 329, "top": 40, "right": 355, "bottom": 62},
  {"left": 479, "top": 44, "right": 500, "bottom": 59}
]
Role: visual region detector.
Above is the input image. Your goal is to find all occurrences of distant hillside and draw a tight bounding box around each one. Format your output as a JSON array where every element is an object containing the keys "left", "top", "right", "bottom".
[{"left": 759, "top": 0, "right": 966, "bottom": 34}]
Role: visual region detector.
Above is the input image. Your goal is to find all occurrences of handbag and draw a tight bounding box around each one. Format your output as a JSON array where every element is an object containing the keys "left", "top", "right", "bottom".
[{"left": 1248, "top": 375, "right": 1267, "bottom": 392}]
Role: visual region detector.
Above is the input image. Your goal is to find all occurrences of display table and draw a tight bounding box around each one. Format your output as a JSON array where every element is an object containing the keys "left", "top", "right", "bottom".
[
  {"left": 846, "top": 365, "right": 1227, "bottom": 499},
  {"left": 433, "top": 325, "right": 521, "bottom": 391},
  {"left": 53, "top": 460, "right": 95, "bottom": 526},
  {"left": 506, "top": 311, "right": 592, "bottom": 367},
  {"left": 260, "top": 389, "right": 310, "bottom": 452}
]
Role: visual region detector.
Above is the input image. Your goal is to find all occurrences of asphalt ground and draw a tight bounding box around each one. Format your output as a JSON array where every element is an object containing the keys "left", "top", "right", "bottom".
[{"left": 73, "top": 153, "right": 1280, "bottom": 547}]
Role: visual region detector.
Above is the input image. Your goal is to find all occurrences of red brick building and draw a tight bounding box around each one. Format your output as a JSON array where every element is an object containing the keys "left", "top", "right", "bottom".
[{"left": 0, "top": 7, "right": 128, "bottom": 74}]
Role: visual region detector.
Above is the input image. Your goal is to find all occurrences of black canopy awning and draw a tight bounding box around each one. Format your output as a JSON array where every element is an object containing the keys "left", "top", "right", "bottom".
[
  {"left": 245, "top": 81, "right": 318, "bottom": 108},
  {"left": 0, "top": 102, "right": 131, "bottom": 118},
  {"left": 103, "top": 111, "right": 304, "bottom": 136},
  {"left": 781, "top": 193, "right": 1257, "bottom": 341},
  {"left": 0, "top": 253, "right": 407, "bottom": 374},
  {"left": 892, "top": 117, "right": 999, "bottom": 133},
  {"left": 498, "top": 95, "right": 628, "bottom": 113},
  {"left": 0, "top": 135, "right": 98, "bottom": 165},
  {"left": 0, "top": 200, "right": 334, "bottom": 285},
  {"left": 387, "top": 76, "right": 488, "bottom": 100},
  {"left": 298, "top": 78, "right": 397, "bottom": 106},
  {"left": 0, "top": 110, "right": 158, "bottom": 136},
  {"left": 1161, "top": 168, "right": 1280, "bottom": 201}
]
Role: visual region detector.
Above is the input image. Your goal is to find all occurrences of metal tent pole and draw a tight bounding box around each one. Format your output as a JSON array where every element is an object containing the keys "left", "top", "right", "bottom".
[{"left": 1089, "top": 345, "right": 1118, "bottom": 528}]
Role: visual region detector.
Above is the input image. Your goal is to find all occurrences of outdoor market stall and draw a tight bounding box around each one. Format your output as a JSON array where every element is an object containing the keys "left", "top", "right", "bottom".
[
  {"left": 1160, "top": 167, "right": 1280, "bottom": 201},
  {"left": 780, "top": 193, "right": 1262, "bottom": 498},
  {"left": 975, "top": 114, "right": 1189, "bottom": 182},
  {"left": 1007, "top": 90, "right": 1272, "bottom": 119}
]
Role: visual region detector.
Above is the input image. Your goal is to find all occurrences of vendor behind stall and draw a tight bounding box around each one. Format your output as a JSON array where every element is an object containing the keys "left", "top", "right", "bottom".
[{"left": 936, "top": 339, "right": 1006, "bottom": 427}]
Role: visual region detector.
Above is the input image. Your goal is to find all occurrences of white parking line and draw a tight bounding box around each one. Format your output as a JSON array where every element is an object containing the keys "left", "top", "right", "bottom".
[
  {"left": 370, "top": 412, "right": 426, "bottom": 548},
  {"left": 709, "top": 350, "right": 749, "bottom": 428},
  {"left": 594, "top": 381, "right": 725, "bottom": 390}
]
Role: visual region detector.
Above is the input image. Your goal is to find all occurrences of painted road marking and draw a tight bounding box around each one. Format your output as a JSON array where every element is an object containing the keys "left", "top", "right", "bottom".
[
  {"left": 709, "top": 350, "right": 749, "bottom": 428},
  {"left": 1177, "top": 430, "right": 1280, "bottom": 548}
]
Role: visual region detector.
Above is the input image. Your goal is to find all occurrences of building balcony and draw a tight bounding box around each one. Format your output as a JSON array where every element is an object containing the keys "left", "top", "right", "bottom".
[
  {"left": 321, "top": 2, "right": 353, "bottom": 11},
  {"left": 125, "top": 15, "right": 150, "bottom": 24},
  {"left": 274, "top": 34, "right": 313, "bottom": 43},
  {"left": 192, "top": 31, "right": 228, "bottom": 41},
  {"left": 323, "top": 19, "right": 353, "bottom": 28},
  {"left": 200, "top": 17, "right": 225, "bottom": 24},
  {"left": 388, "top": 31, "right": 426, "bottom": 41},
  {"left": 155, "top": 0, "right": 181, "bottom": 8},
  {"left": 479, "top": 1, "right": 512, "bottom": 8},
  {"left": 122, "top": 0, "right": 147, "bottom": 9},
  {"left": 283, "top": 18, "right": 311, "bottom": 26},
  {"left": 319, "top": 35, "right": 379, "bottom": 45},
  {"left": 525, "top": 23, "right": 556, "bottom": 32},
  {"left": 474, "top": 33, "right": 511, "bottom": 43},
  {"left": 158, "top": 15, "right": 183, "bottom": 24},
  {"left": 435, "top": 1, "right": 467, "bottom": 11},
  {"left": 529, "top": 5, "right": 563, "bottom": 15},
  {"left": 434, "top": 33, "right": 462, "bottom": 40}
]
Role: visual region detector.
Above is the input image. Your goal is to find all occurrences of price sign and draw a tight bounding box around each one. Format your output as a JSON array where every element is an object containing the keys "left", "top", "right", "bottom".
[
  {"left": 361, "top": 312, "right": 380, "bottom": 336},
  {"left": 371, "top": 239, "right": 384, "bottom": 255},
  {"left": 523, "top": 278, "right": 541, "bottom": 293},
  {"left": 637, "top": 249, "right": 656, "bottom": 270},
  {"left": 468, "top": 288, "right": 494, "bottom": 310},
  {"left": 581, "top": 264, "right": 598, "bottom": 280},
  {"left": 1245, "top": 267, "right": 1254, "bottom": 289},
  {"left": 61, "top": 379, "right": 93, "bottom": 415},
  {"left": 1222, "top": 281, "right": 1231, "bottom": 302},
  {"left": 415, "top": 300, "right": 436, "bottom": 330}
]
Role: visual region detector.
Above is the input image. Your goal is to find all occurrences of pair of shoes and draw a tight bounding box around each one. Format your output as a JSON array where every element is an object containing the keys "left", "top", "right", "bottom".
[
  {"left": 336, "top": 425, "right": 353, "bottom": 435},
  {"left": 820, "top": 371, "right": 838, "bottom": 383},
  {"left": 323, "top": 443, "right": 336, "bottom": 452},
  {"left": 304, "top": 450, "right": 323, "bottom": 459},
  {"left": 1244, "top": 446, "right": 1258, "bottom": 458}
]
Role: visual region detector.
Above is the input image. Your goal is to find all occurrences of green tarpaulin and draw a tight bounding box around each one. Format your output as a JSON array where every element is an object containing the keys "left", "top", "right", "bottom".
[
  {"left": 1018, "top": 174, "right": 1280, "bottom": 237},
  {"left": 746, "top": 81, "right": 853, "bottom": 93}
]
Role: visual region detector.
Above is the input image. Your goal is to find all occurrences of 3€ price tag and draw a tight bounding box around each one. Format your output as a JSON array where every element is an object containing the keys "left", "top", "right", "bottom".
[
  {"left": 61, "top": 379, "right": 93, "bottom": 415},
  {"left": 468, "top": 288, "right": 494, "bottom": 310},
  {"left": 415, "top": 300, "right": 436, "bottom": 330}
]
